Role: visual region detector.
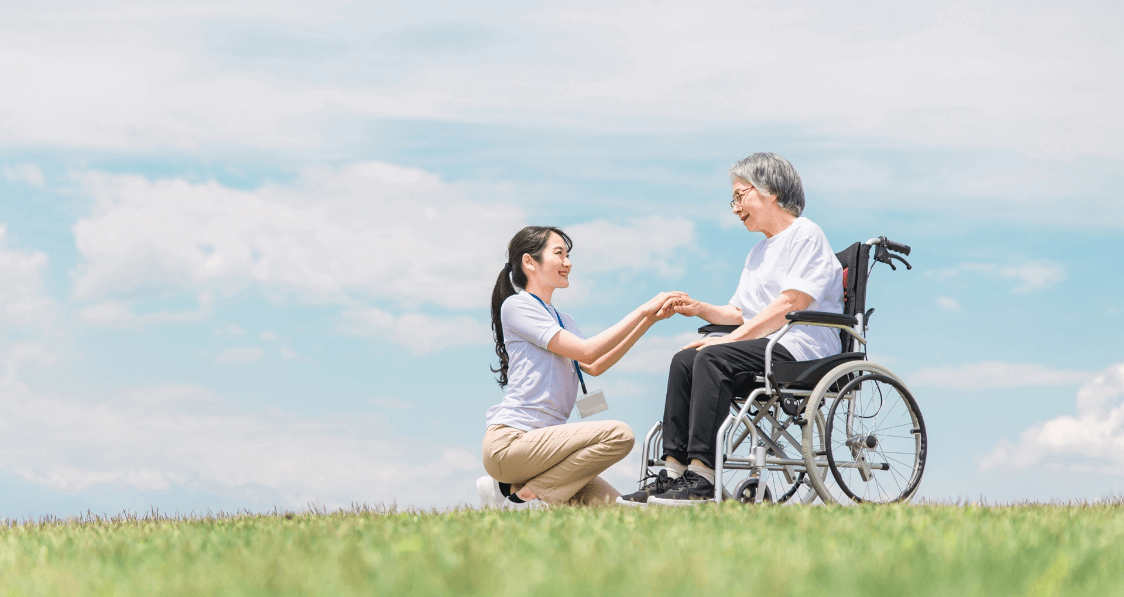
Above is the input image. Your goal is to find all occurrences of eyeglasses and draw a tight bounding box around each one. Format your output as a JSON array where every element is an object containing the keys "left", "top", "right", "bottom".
[{"left": 730, "top": 186, "right": 754, "bottom": 208}]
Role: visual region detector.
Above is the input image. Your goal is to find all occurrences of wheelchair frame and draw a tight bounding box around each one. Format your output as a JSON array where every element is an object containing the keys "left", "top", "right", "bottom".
[{"left": 637, "top": 236, "right": 927, "bottom": 505}]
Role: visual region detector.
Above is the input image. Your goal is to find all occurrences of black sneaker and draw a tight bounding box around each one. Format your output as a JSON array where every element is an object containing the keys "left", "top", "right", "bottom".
[
  {"left": 647, "top": 470, "right": 715, "bottom": 506},
  {"left": 616, "top": 470, "right": 679, "bottom": 508}
]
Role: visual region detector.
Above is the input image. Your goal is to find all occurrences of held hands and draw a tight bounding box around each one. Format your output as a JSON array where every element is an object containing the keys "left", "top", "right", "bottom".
[
  {"left": 654, "top": 293, "right": 706, "bottom": 319},
  {"left": 642, "top": 292, "right": 709, "bottom": 322},
  {"left": 645, "top": 292, "right": 743, "bottom": 350},
  {"left": 643, "top": 293, "right": 724, "bottom": 342},
  {"left": 643, "top": 292, "right": 686, "bottom": 321},
  {"left": 668, "top": 294, "right": 705, "bottom": 317}
]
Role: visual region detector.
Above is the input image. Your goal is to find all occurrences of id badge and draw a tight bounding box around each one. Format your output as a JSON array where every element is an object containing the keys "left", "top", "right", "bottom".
[{"left": 576, "top": 389, "right": 608, "bottom": 418}]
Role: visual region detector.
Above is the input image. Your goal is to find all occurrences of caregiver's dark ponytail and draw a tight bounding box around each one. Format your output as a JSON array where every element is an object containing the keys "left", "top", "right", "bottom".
[{"left": 490, "top": 226, "right": 573, "bottom": 387}]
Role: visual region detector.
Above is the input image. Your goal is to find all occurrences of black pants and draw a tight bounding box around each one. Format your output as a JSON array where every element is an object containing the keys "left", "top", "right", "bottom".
[{"left": 661, "top": 339, "right": 794, "bottom": 469}]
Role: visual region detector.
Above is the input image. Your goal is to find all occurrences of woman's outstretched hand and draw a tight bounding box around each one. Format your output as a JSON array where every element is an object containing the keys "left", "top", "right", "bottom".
[{"left": 643, "top": 292, "right": 686, "bottom": 320}]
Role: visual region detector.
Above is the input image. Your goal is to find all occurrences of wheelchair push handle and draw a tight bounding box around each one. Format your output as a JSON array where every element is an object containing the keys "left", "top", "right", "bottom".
[
  {"left": 867, "top": 236, "right": 912, "bottom": 271},
  {"left": 866, "top": 236, "right": 910, "bottom": 256},
  {"left": 881, "top": 238, "right": 911, "bottom": 256}
]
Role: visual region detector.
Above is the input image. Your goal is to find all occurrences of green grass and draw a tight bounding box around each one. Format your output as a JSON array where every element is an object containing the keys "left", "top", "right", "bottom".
[{"left": 2, "top": 501, "right": 1121, "bottom": 596}]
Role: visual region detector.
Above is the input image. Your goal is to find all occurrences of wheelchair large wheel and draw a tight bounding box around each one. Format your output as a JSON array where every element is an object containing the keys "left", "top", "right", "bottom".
[
  {"left": 801, "top": 361, "right": 926, "bottom": 505},
  {"left": 826, "top": 372, "right": 926, "bottom": 503},
  {"left": 796, "top": 404, "right": 851, "bottom": 505}
]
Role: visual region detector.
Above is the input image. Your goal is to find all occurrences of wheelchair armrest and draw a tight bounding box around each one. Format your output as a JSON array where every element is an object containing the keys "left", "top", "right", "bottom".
[
  {"left": 785, "top": 310, "right": 858, "bottom": 327},
  {"left": 698, "top": 324, "right": 740, "bottom": 335}
]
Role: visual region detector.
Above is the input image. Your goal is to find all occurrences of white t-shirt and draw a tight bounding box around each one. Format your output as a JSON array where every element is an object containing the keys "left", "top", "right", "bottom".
[
  {"left": 485, "top": 291, "right": 585, "bottom": 431},
  {"left": 729, "top": 217, "right": 844, "bottom": 361}
]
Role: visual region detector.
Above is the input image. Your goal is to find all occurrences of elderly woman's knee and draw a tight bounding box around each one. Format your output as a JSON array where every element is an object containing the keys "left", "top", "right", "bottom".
[
  {"left": 690, "top": 345, "right": 737, "bottom": 380},
  {"left": 670, "top": 347, "right": 697, "bottom": 372},
  {"left": 693, "top": 345, "right": 723, "bottom": 365}
]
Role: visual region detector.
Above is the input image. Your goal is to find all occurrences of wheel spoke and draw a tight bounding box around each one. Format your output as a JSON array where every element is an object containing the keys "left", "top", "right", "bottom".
[
  {"left": 879, "top": 453, "right": 916, "bottom": 469},
  {"left": 879, "top": 448, "right": 908, "bottom": 492},
  {"left": 867, "top": 420, "right": 915, "bottom": 433}
]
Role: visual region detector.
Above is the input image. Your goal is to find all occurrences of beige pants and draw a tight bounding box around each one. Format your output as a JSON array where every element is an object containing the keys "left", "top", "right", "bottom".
[{"left": 482, "top": 421, "right": 634, "bottom": 506}]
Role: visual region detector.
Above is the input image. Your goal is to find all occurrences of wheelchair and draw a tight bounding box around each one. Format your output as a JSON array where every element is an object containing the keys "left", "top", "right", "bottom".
[{"left": 637, "top": 237, "right": 926, "bottom": 505}]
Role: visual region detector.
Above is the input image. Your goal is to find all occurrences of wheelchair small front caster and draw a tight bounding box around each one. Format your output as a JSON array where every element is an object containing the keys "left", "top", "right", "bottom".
[{"left": 733, "top": 477, "right": 772, "bottom": 504}]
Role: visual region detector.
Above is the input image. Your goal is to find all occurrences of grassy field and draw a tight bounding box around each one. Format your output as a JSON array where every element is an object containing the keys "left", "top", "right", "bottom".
[{"left": 1, "top": 501, "right": 1121, "bottom": 596}]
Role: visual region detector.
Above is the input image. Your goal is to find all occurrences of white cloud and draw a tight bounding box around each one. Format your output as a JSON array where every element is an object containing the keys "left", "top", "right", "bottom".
[
  {"left": 1000, "top": 262, "right": 1067, "bottom": 293},
  {"left": 612, "top": 330, "right": 699, "bottom": 374},
  {"left": 0, "top": 382, "right": 481, "bottom": 508},
  {"left": 566, "top": 216, "right": 697, "bottom": 278},
  {"left": 1, "top": 342, "right": 60, "bottom": 389},
  {"left": 1, "top": 163, "right": 45, "bottom": 186},
  {"left": 339, "top": 307, "right": 488, "bottom": 355},
  {"left": 68, "top": 162, "right": 711, "bottom": 337},
  {"left": 71, "top": 162, "right": 525, "bottom": 310},
  {"left": 0, "top": 225, "right": 57, "bottom": 331},
  {"left": 912, "top": 361, "right": 1095, "bottom": 389},
  {"left": 0, "top": 2, "right": 1120, "bottom": 164},
  {"left": 214, "top": 324, "right": 245, "bottom": 336},
  {"left": 935, "top": 296, "right": 961, "bottom": 311},
  {"left": 980, "top": 364, "right": 1124, "bottom": 473},
  {"left": 74, "top": 301, "right": 134, "bottom": 325},
  {"left": 214, "top": 346, "right": 264, "bottom": 364},
  {"left": 962, "top": 262, "right": 1067, "bottom": 294},
  {"left": 931, "top": 260, "right": 1066, "bottom": 294},
  {"left": 75, "top": 293, "right": 215, "bottom": 327}
]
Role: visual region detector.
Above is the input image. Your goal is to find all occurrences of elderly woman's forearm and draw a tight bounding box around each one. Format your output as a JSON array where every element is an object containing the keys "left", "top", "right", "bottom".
[
  {"left": 702, "top": 303, "right": 744, "bottom": 325},
  {"left": 723, "top": 291, "right": 812, "bottom": 341}
]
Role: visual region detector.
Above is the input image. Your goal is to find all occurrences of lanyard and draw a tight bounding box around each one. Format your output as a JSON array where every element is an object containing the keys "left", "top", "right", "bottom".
[{"left": 527, "top": 293, "right": 588, "bottom": 395}]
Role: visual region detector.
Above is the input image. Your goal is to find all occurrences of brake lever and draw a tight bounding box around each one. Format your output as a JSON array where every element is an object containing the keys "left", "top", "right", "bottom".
[
  {"left": 873, "top": 243, "right": 911, "bottom": 271},
  {"left": 890, "top": 254, "right": 912, "bottom": 270}
]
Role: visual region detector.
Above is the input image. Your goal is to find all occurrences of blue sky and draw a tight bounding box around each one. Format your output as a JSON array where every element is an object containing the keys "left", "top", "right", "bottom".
[{"left": 1, "top": 0, "right": 1122, "bottom": 518}]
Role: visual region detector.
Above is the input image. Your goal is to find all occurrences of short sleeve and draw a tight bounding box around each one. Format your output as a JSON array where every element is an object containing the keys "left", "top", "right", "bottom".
[
  {"left": 728, "top": 254, "right": 752, "bottom": 312},
  {"left": 501, "top": 295, "right": 564, "bottom": 349},
  {"left": 780, "top": 236, "right": 839, "bottom": 303},
  {"left": 560, "top": 313, "right": 584, "bottom": 340}
]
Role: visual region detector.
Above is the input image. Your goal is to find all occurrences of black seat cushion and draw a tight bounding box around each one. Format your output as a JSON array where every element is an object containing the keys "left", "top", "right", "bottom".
[{"left": 773, "top": 352, "right": 866, "bottom": 389}]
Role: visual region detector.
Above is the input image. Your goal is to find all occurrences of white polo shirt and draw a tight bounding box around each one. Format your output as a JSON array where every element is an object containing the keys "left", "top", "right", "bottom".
[
  {"left": 729, "top": 217, "right": 844, "bottom": 361},
  {"left": 485, "top": 291, "right": 585, "bottom": 431}
]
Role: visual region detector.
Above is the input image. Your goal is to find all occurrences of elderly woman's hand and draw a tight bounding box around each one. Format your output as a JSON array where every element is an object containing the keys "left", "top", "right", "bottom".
[
  {"left": 681, "top": 333, "right": 737, "bottom": 352},
  {"left": 671, "top": 295, "right": 706, "bottom": 317}
]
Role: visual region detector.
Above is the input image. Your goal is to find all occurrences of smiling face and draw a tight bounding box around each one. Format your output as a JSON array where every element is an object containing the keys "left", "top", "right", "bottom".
[
  {"left": 522, "top": 231, "right": 572, "bottom": 292},
  {"left": 731, "top": 178, "right": 779, "bottom": 235}
]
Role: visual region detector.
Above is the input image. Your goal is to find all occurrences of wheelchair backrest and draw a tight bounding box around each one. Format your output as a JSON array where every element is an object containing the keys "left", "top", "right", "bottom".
[{"left": 835, "top": 242, "right": 871, "bottom": 352}]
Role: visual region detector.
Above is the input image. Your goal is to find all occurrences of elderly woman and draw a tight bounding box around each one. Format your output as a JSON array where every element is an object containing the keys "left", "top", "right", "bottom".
[{"left": 619, "top": 152, "right": 844, "bottom": 507}]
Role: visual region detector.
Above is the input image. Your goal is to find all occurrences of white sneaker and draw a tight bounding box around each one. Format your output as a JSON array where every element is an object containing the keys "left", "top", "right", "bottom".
[{"left": 476, "top": 476, "right": 507, "bottom": 508}]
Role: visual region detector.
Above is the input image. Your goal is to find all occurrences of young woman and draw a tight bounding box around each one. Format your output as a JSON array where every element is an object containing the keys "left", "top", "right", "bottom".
[{"left": 477, "top": 225, "right": 682, "bottom": 507}]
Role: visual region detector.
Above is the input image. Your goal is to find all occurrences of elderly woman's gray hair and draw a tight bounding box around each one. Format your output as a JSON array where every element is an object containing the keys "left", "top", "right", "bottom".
[{"left": 729, "top": 153, "right": 805, "bottom": 217}]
